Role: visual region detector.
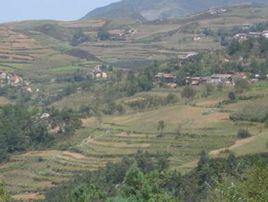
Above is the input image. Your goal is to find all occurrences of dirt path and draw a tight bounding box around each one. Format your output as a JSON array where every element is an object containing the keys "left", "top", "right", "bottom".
[
  {"left": 179, "top": 136, "right": 257, "bottom": 171},
  {"left": 12, "top": 193, "right": 45, "bottom": 201},
  {"left": 209, "top": 136, "right": 257, "bottom": 156}
]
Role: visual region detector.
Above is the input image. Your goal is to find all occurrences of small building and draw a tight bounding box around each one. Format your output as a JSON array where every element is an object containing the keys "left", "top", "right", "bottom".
[
  {"left": 93, "top": 65, "right": 108, "bottom": 79},
  {"left": 155, "top": 73, "right": 176, "bottom": 83},
  {"left": 41, "top": 113, "right": 50, "bottom": 119},
  {"left": 10, "top": 73, "right": 23, "bottom": 86},
  {"left": 108, "top": 29, "right": 126, "bottom": 41},
  {"left": 207, "top": 74, "right": 233, "bottom": 85},
  {"left": 186, "top": 76, "right": 210, "bottom": 86},
  {"left": 155, "top": 73, "right": 177, "bottom": 88},
  {"left": 181, "top": 52, "right": 198, "bottom": 60},
  {"left": 188, "top": 77, "right": 201, "bottom": 85},
  {"left": 262, "top": 30, "right": 268, "bottom": 39},
  {"left": 234, "top": 33, "right": 248, "bottom": 42},
  {"left": 248, "top": 32, "right": 262, "bottom": 38}
]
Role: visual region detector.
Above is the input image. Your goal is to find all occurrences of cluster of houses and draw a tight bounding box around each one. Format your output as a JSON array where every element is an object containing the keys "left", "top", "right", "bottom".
[
  {"left": 234, "top": 30, "right": 268, "bottom": 42},
  {"left": 108, "top": 28, "right": 136, "bottom": 41},
  {"left": 0, "top": 71, "right": 33, "bottom": 92},
  {"left": 154, "top": 72, "right": 264, "bottom": 88},
  {"left": 208, "top": 8, "right": 227, "bottom": 15},
  {"left": 0, "top": 71, "right": 24, "bottom": 87}
]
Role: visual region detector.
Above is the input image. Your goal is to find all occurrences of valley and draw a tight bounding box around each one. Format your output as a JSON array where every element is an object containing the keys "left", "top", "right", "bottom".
[{"left": 0, "top": 3, "right": 268, "bottom": 201}]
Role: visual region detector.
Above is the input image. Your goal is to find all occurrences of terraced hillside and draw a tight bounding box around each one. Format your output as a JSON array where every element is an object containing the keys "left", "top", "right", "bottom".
[
  {"left": 1, "top": 5, "right": 268, "bottom": 77},
  {"left": 0, "top": 5, "right": 268, "bottom": 201},
  {"left": 1, "top": 82, "right": 268, "bottom": 200}
]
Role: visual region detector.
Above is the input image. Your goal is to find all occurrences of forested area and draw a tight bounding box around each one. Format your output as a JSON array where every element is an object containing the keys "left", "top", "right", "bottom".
[
  {"left": 42, "top": 151, "right": 268, "bottom": 202},
  {"left": 0, "top": 105, "right": 81, "bottom": 162}
]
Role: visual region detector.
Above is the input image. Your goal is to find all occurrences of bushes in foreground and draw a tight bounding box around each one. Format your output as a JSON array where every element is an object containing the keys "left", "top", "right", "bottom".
[{"left": 42, "top": 151, "right": 268, "bottom": 202}]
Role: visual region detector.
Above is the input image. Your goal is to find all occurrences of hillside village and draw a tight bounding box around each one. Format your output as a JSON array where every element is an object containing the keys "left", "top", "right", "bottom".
[
  {"left": 234, "top": 30, "right": 268, "bottom": 41},
  {"left": 154, "top": 71, "right": 265, "bottom": 88},
  {"left": 0, "top": 71, "right": 32, "bottom": 92},
  {"left": 0, "top": 2, "right": 268, "bottom": 202}
]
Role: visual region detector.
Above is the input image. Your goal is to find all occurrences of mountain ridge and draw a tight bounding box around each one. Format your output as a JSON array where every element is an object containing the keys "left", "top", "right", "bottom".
[{"left": 82, "top": 0, "right": 268, "bottom": 21}]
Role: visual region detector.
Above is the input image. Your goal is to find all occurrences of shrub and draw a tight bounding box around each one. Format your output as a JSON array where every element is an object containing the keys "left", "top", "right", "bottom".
[
  {"left": 235, "top": 79, "right": 250, "bottom": 93},
  {"left": 181, "top": 86, "right": 196, "bottom": 100},
  {"left": 237, "top": 129, "right": 251, "bottom": 139},
  {"left": 228, "top": 91, "right": 236, "bottom": 101}
]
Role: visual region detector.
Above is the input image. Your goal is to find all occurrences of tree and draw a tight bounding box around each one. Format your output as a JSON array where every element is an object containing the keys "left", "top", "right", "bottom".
[
  {"left": 97, "top": 27, "right": 110, "bottom": 41},
  {"left": 228, "top": 91, "right": 236, "bottom": 101},
  {"left": 157, "top": 120, "right": 165, "bottom": 137},
  {"left": 202, "top": 84, "right": 214, "bottom": 98},
  {"left": 166, "top": 93, "right": 177, "bottom": 104},
  {"left": 175, "top": 123, "right": 182, "bottom": 138},
  {"left": 176, "top": 70, "right": 187, "bottom": 86},
  {"left": 237, "top": 129, "right": 251, "bottom": 139},
  {"left": 235, "top": 79, "right": 250, "bottom": 93},
  {"left": 181, "top": 86, "right": 196, "bottom": 101},
  {"left": 197, "top": 150, "right": 210, "bottom": 169},
  {"left": 71, "top": 29, "right": 89, "bottom": 46},
  {"left": 0, "top": 181, "right": 10, "bottom": 202},
  {"left": 69, "top": 184, "right": 106, "bottom": 202},
  {"left": 122, "top": 164, "right": 152, "bottom": 201},
  {"left": 227, "top": 153, "right": 238, "bottom": 174}
]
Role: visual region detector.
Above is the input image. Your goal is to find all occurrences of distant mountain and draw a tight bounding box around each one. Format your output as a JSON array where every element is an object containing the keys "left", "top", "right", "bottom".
[{"left": 82, "top": 0, "right": 268, "bottom": 21}]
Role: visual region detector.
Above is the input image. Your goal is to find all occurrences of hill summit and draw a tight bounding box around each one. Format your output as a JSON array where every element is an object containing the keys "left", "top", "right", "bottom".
[{"left": 83, "top": 0, "right": 268, "bottom": 21}]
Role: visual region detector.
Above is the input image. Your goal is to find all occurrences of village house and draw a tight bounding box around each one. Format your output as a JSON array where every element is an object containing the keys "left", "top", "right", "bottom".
[
  {"left": 181, "top": 52, "right": 198, "bottom": 60},
  {"left": 108, "top": 29, "right": 127, "bottom": 41},
  {"left": 248, "top": 32, "right": 262, "bottom": 38},
  {"left": 155, "top": 73, "right": 177, "bottom": 88},
  {"left": 93, "top": 65, "right": 108, "bottom": 79},
  {"left": 234, "top": 33, "right": 248, "bottom": 42},
  {"left": 207, "top": 74, "right": 233, "bottom": 85},
  {"left": 262, "top": 30, "right": 268, "bottom": 39},
  {"left": 0, "top": 71, "right": 24, "bottom": 87},
  {"left": 10, "top": 73, "right": 23, "bottom": 86}
]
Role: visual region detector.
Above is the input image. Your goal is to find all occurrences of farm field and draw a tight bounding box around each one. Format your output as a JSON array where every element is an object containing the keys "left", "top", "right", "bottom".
[
  {"left": 0, "top": 5, "right": 267, "bottom": 82},
  {"left": 1, "top": 82, "right": 268, "bottom": 200}
]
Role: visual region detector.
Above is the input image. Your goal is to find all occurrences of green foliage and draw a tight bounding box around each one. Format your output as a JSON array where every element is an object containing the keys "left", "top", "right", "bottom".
[
  {"left": 122, "top": 164, "right": 152, "bottom": 201},
  {"left": 242, "top": 165, "right": 268, "bottom": 201},
  {"left": 228, "top": 91, "right": 236, "bottom": 101},
  {"left": 230, "top": 102, "right": 268, "bottom": 123},
  {"left": 181, "top": 86, "right": 196, "bottom": 101},
  {"left": 0, "top": 105, "right": 81, "bottom": 162},
  {"left": 235, "top": 79, "right": 250, "bottom": 94},
  {"left": 157, "top": 120, "right": 165, "bottom": 137},
  {"left": 202, "top": 84, "right": 214, "bottom": 98},
  {"left": 43, "top": 150, "right": 268, "bottom": 202},
  {"left": 123, "top": 69, "right": 153, "bottom": 96},
  {"left": 0, "top": 182, "right": 10, "bottom": 202},
  {"left": 69, "top": 184, "right": 106, "bottom": 202},
  {"left": 237, "top": 129, "right": 251, "bottom": 139},
  {"left": 71, "top": 29, "right": 89, "bottom": 46},
  {"left": 97, "top": 27, "right": 110, "bottom": 41}
]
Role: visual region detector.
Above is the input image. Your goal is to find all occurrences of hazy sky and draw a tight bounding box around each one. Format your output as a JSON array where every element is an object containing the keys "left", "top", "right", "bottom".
[{"left": 0, "top": 0, "right": 119, "bottom": 23}]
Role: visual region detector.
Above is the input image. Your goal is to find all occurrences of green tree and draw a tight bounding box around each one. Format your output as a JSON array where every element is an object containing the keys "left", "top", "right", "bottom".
[
  {"left": 122, "top": 165, "right": 152, "bottom": 201},
  {"left": 228, "top": 91, "right": 236, "bottom": 101},
  {"left": 71, "top": 29, "right": 89, "bottom": 46},
  {"left": 0, "top": 182, "right": 10, "bottom": 202},
  {"left": 97, "top": 27, "right": 110, "bottom": 41},
  {"left": 69, "top": 184, "right": 106, "bottom": 202},
  {"left": 235, "top": 79, "right": 250, "bottom": 94},
  {"left": 157, "top": 120, "right": 165, "bottom": 137},
  {"left": 181, "top": 86, "right": 196, "bottom": 101}
]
